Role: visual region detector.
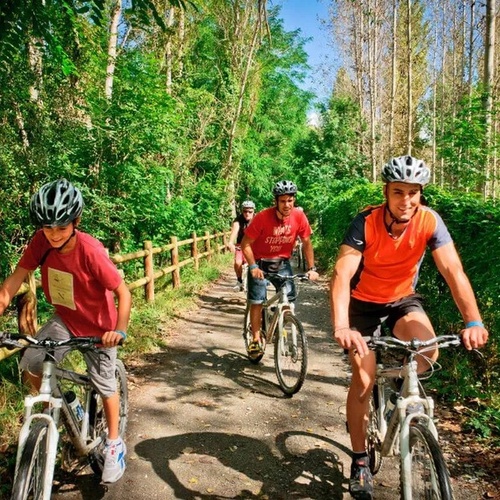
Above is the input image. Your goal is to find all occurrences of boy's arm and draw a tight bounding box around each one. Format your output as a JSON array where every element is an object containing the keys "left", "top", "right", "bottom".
[
  {"left": 0, "top": 266, "right": 31, "bottom": 315},
  {"left": 101, "top": 280, "right": 132, "bottom": 347}
]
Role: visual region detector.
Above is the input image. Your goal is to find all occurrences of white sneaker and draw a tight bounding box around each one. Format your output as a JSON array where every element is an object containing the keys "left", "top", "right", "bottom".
[{"left": 101, "top": 437, "right": 126, "bottom": 483}]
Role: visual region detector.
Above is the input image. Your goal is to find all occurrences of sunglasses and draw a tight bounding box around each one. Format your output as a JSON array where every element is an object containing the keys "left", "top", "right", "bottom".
[{"left": 243, "top": 210, "right": 254, "bottom": 213}]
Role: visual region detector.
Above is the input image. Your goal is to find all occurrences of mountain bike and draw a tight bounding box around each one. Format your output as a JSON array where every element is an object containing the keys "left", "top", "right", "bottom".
[
  {"left": 365, "top": 334, "right": 462, "bottom": 499},
  {"left": 242, "top": 273, "right": 308, "bottom": 395},
  {"left": 0, "top": 332, "right": 128, "bottom": 500}
]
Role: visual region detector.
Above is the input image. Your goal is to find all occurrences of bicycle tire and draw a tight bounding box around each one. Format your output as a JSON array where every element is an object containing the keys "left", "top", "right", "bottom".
[
  {"left": 89, "top": 359, "right": 128, "bottom": 477},
  {"left": 242, "top": 306, "right": 266, "bottom": 364},
  {"left": 400, "top": 422, "right": 454, "bottom": 500},
  {"left": 274, "top": 312, "right": 307, "bottom": 395},
  {"left": 367, "top": 386, "right": 383, "bottom": 475},
  {"left": 11, "top": 420, "right": 52, "bottom": 500}
]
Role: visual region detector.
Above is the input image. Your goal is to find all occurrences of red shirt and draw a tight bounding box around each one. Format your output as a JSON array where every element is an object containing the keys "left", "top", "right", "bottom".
[
  {"left": 19, "top": 230, "right": 122, "bottom": 337},
  {"left": 245, "top": 207, "right": 312, "bottom": 261},
  {"left": 343, "top": 204, "right": 452, "bottom": 303}
]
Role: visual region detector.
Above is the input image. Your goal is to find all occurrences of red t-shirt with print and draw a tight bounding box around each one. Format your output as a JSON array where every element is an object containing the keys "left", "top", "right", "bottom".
[
  {"left": 245, "top": 207, "right": 312, "bottom": 261},
  {"left": 19, "top": 230, "right": 122, "bottom": 337}
]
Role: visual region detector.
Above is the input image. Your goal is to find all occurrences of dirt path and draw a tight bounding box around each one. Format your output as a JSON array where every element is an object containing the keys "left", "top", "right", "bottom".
[{"left": 51, "top": 268, "right": 493, "bottom": 500}]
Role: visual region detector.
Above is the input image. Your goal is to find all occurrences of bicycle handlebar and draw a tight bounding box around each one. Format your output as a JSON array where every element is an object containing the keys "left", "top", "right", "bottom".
[
  {"left": 0, "top": 332, "right": 122, "bottom": 350},
  {"left": 264, "top": 272, "right": 309, "bottom": 282},
  {"left": 363, "top": 334, "right": 462, "bottom": 352}
]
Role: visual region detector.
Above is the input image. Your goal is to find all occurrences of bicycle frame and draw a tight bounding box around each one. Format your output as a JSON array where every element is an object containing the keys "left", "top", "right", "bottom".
[{"left": 261, "top": 279, "right": 295, "bottom": 343}]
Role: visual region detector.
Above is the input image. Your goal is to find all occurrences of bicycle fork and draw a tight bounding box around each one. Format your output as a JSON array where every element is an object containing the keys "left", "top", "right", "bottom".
[{"left": 15, "top": 393, "right": 61, "bottom": 500}]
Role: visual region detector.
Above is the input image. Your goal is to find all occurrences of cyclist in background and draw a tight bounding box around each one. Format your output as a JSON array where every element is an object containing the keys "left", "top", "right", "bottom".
[
  {"left": 228, "top": 200, "right": 255, "bottom": 291},
  {"left": 0, "top": 179, "right": 131, "bottom": 484},
  {"left": 329, "top": 156, "right": 489, "bottom": 499},
  {"left": 241, "top": 180, "right": 319, "bottom": 357}
]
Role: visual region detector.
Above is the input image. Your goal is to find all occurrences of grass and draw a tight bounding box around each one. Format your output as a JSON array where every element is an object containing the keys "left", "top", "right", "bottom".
[{"left": 0, "top": 253, "right": 232, "bottom": 496}]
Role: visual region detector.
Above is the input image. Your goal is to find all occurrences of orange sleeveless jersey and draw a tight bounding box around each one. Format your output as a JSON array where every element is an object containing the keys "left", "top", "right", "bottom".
[{"left": 343, "top": 204, "right": 452, "bottom": 304}]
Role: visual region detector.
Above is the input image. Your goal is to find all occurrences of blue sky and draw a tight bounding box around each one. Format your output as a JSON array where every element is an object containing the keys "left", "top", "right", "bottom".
[{"left": 271, "top": 0, "right": 336, "bottom": 104}]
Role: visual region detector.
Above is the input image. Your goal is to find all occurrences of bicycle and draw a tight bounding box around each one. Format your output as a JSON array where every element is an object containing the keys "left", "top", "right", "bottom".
[
  {"left": 0, "top": 332, "right": 128, "bottom": 500},
  {"left": 365, "top": 334, "right": 462, "bottom": 499},
  {"left": 242, "top": 273, "right": 308, "bottom": 395}
]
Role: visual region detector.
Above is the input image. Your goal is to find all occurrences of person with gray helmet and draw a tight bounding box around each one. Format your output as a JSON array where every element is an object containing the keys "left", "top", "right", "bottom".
[
  {"left": 241, "top": 181, "right": 319, "bottom": 357},
  {"left": 228, "top": 200, "right": 256, "bottom": 291},
  {"left": 329, "top": 156, "right": 488, "bottom": 499},
  {"left": 0, "top": 179, "right": 132, "bottom": 484}
]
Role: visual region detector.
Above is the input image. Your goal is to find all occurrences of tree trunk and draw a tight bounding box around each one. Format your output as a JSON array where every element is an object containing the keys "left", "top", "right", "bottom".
[
  {"left": 483, "top": 0, "right": 496, "bottom": 197},
  {"left": 105, "top": 0, "right": 122, "bottom": 100}
]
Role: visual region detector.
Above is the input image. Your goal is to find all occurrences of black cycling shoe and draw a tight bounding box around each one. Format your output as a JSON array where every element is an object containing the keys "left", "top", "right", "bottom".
[{"left": 349, "top": 456, "right": 374, "bottom": 499}]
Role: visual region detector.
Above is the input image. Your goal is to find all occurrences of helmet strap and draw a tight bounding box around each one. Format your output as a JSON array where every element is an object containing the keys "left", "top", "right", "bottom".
[{"left": 384, "top": 205, "right": 418, "bottom": 237}]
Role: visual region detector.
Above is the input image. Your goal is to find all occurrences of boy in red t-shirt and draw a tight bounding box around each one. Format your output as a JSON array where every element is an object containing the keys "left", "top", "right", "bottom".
[
  {"left": 0, "top": 179, "right": 131, "bottom": 484},
  {"left": 241, "top": 180, "right": 319, "bottom": 356}
]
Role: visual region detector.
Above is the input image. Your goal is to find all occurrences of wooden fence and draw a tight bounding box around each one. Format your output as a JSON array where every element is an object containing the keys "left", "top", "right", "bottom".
[{"left": 12, "top": 229, "right": 231, "bottom": 335}]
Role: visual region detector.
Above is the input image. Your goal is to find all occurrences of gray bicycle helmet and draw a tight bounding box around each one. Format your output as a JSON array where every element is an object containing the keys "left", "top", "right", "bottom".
[
  {"left": 241, "top": 200, "right": 255, "bottom": 210},
  {"left": 381, "top": 156, "right": 430, "bottom": 186},
  {"left": 272, "top": 180, "right": 298, "bottom": 197},
  {"left": 30, "top": 179, "right": 84, "bottom": 227}
]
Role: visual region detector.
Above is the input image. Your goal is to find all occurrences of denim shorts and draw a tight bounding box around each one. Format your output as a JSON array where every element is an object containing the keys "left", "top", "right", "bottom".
[
  {"left": 247, "top": 258, "right": 296, "bottom": 304},
  {"left": 20, "top": 316, "right": 118, "bottom": 398},
  {"left": 349, "top": 293, "right": 427, "bottom": 336}
]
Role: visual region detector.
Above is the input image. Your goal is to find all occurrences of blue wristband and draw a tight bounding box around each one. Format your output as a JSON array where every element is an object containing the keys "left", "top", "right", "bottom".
[
  {"left": 115, "top": 330, "right": 127, "bottom": 339},
  {"left": 248, "top": 264, "right": 259, "bottom": 271},
  {"left": 465, "top": 321, "right": 484, "bottom": 329}
]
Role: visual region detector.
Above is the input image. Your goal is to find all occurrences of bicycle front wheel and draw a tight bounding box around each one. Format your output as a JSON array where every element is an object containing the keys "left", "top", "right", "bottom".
[
  {"left": 89, "top": 359, "right": 128, "bottom": 477},
  {"left": 11, "top": 420, "right": 53, "bottom": 500},
  {"left": 274, "top": 312, "right": 307, "bottom": 395},
  {"left": 367, "top": 386, "right": 383, "bottom": 475},
  {"left": 400, "top": 423, "right": 453, "bottom": 500}
]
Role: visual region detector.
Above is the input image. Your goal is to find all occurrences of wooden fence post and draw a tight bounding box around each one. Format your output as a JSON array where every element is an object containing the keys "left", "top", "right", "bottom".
[
  {"left": 205, "top": 230, "right": 211, "bottom": 262},
  {"left": 144, "top": 240, "right": 154, "bottom": 303},
  {"left": 191, "top": 232, "right": 199, "bottom": 271},
  {"left": 222, "top": 231, "right": 228, "bottom": 252},
  {"left": 171, "top": 236, "right": 180, "bottom": 288}
]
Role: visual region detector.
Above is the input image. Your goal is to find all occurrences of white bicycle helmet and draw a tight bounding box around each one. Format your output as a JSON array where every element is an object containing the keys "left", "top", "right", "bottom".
[
  {"left": 272, "top": 180, "right": 298, "bottom": 197},
  {"left": 381, "top": 156, "right": 430, "bottom": 186},
  {"left": 30, "top": 179, "right": 84, "bottom": 227},
  {"left": 241, "top": 200, "right": 255, "bottom": 210}
]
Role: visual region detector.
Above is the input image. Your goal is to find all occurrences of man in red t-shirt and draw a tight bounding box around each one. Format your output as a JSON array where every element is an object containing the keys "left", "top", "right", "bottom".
[
  {"left": 329, "top": 156, "right": 489, "bottom": 499},
  {"left": 0, "top": 179, "right": 131, "bottom": 484},
  {"left": 241, "top": 180, "right": 319, "bottom": 356}
]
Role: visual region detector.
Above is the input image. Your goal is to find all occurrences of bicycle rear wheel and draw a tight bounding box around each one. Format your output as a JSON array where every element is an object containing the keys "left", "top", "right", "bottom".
[
  {"left": 242, "top": 306, "right": 266, "bottom": 364},
  {"left": 11, "top": 420, "right": 53, "bottom": 500},
  {"left": 89, "top": 359, "right": 128, "bottom": 477},
  {"left": 400, "top": 423, "right": 453, "bottom": 500},
  {"left": 274, "top": 312, "right": 307, "bottom": 395}
]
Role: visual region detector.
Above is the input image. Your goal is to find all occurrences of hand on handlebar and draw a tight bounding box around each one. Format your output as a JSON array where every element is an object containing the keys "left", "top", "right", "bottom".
[
  {"left": 250, "top": 266, "right": 264, "bottom": 280},
  {"left": 460, "top": 325, "right": 488, "bottom": 350},
  {"left": 334, "top": 327, "right": 371, "bottom": 358},
  {"left": 306, "top": 269, "right": 319, "bottom": 281},
  {"left": 101, "top": 330, "right": 125, "bottom": 347}
]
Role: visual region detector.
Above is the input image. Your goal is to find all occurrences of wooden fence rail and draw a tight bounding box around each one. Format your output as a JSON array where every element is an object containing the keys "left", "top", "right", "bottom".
[{"left": 11, "top": 229, "right": 231, "bottom": 335}]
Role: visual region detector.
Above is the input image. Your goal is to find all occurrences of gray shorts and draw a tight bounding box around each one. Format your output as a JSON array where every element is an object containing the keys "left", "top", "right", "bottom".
[
  {"left": 20, "top": 316, "right": 117, "bottom": 398},
  {"left": 349, "top": 294, "right": 427, "bottom": 336}
]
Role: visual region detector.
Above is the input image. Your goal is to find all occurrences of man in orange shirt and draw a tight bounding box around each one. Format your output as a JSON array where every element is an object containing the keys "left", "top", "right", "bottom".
[{"left": 329, "top": 156, "right": 489, "bottom": 499}]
